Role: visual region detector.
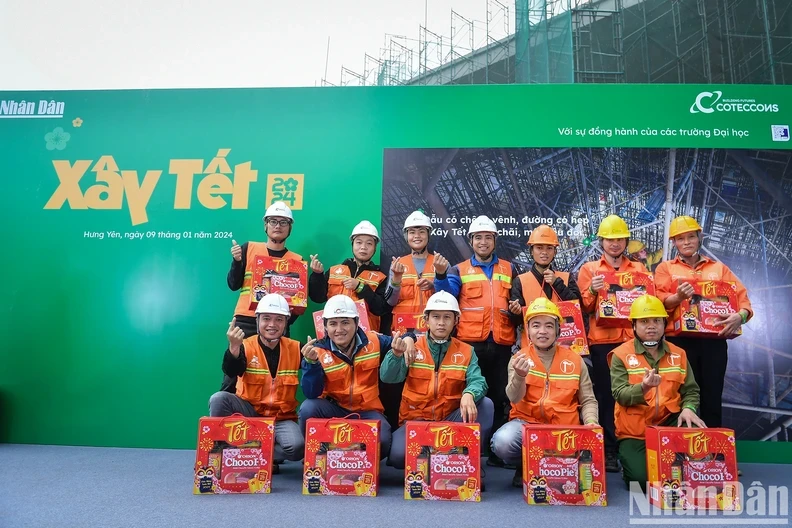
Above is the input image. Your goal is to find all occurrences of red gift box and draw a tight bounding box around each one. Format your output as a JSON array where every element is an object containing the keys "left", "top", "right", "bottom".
[
  {"left": 595, "top": 271, "right": 656, "bottom": 328},
  {"left": 193, "top": 415, "right": 275, "bottom": 495},
  {"left": 302, "top": 418, "right": 380, "bottom": 497},
  {"left": 312, "top": 299, "right": 371, "bottom": 339},
  {"left": 522, "top": 424, "right": 607, "bottom": 506},
  {"left": 557, "top": 300, "right": 589, "bottom": 356},
  {"left": 403, "top": 421, "right": 481, "bottom": 502},
  {"left": 249, "top": 255, "right": 308, "bottom": 314},
  {"left": 668, "top": 280, "right": 742, "bottom": 339},
  {"left": 646, "top": 427, "right": 740, "bottom": 511},
  {"left": 392, "top": 313, "right": 428, "bottom": 337}
]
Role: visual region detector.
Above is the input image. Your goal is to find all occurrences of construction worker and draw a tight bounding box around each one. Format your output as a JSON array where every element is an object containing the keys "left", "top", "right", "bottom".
[
  {"left": 491, "top": 297, "right": 598, "bottom": 487},
  {"left": 381, "top": 291, "right": 493, "bottom": 473},
  {"left": 386, "top": 210, "right": 436, "bottom": 324},
  {"left": 309, "top": 220, "right": 391, "bottom": 333},
  {"left": 511, "top": 224, "right": 581, "bottom": 346},
  {"left": 298, "top": 294, "right": 416, "bottom": 459},
  {"left": 577, "top": 214, "right": 650, "bottom": 473},
  {"left": 627, "top": 240, "right": 662, "bottom": 272},
  {"left": 654, "top": 215, "right": 752, "bottom": 429},
  {"left": 224, "top": 201, "right": 303, "bottom": 393},
  {"left": 433, "top": 215, "right": 521, "bottom": 468},
  {"left": 208, "top": 294, "right": 305, "bottom": 473},
  {"left": 609, "top": 294, "right": 704, "bottom": 491}
]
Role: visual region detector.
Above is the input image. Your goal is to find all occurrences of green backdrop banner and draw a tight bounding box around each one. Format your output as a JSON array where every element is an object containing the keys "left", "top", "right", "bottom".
[{"left": 0, "top": 84, "right": 790, "bottom": 453}]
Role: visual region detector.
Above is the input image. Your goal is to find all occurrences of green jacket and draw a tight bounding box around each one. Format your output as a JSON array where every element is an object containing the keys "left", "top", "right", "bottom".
[
  {"left": 380, "top": 337, "right": 488, "bottom": 402},
  {"left": 610, "top": 338, "right": 700, "bottom": 411}
]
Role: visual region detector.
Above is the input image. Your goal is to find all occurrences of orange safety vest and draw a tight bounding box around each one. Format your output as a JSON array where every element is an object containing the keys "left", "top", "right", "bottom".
[
  {"left": 654, "top": 256, "right": 753, "bottom": 334},
  {"left": 510, "top": 344, "right": 582, "bottom": 425},
  {"left": 316, "top": 331, "right": 384, "bottom": 413},
  {"left": 517, "top": 270, "right": 570, "bottom": 345},
  {"left": 578, "top": 257, "right": 648, "bottom": 345},
  {"left": 456, "top": 258, "right": 516, "bottom": 346},
  {"left": 235, "top": 336, "right": 301, "bottom": 420},
  {"left": 234, "top": 242, "right": 303, "bottom": 318},
  {"left": 327, "top": 264, "right": 387, "bottom": 332},
  {"left": 399, "top": 336, "right": 473, "bottom": 425},
  {"left": 392, "top": 253, "right": 436, "bottom": 316},
  {"left": 610, "top": 340, "right": 687, "bottom": 440}
]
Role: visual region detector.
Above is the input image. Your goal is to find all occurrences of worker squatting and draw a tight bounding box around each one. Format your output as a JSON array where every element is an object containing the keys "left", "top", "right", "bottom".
[{"left": 211, "top": 201, "right": 752, "bottom": 494}]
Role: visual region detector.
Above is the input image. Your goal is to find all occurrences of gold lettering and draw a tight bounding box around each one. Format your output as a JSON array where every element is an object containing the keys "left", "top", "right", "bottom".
[
  {"left": 683, "top": 432, "right": 710, "bottom": 455},
  {"left": 44, "top": 160, "right": 92, "bottom": 209},
  {"left": 552, "top": 430, "right": 578, "bottom": 451},
  {"left": 224, "top": 420, "right": 250, "bottom": 444},
  {"left": 197, "top": 173, "right": 233, "bottom": 209},
  {"left": 430, "top": 426, "right": 455, "bottom": 448},
  {"left": 330, "top": 423, "right": 354, "bottom": 444},
  {"left": 122, "top": 170, "right": 162, "bottom": 226},
  {"left": 169, "top": 159, "right": 202, "bottom": 209},
  {"left": 231, "top": 162, "right": 258, "bottom": 209},
  {"left": 84, "top": 169, "right": 123, "bottom": 209}
]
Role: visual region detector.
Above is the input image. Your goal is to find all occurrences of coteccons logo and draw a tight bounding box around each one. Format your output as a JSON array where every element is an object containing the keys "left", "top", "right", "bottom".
[{"left": 690, "top": 91, "right": 780, "bottom": 114}]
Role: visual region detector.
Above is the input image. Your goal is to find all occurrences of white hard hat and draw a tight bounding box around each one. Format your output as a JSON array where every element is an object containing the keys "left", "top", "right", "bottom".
[
  {"left": 424, "top": 291, "right": 461, "bottom": 315},
  {"left": 468, "top": 215, "right": 497, "bottom": 237},
  {"left": 350, "top": 220, "right": 380, "bottom": 243},
  {"left": 323, "top": 295, "right": 360, "bottom": 319},
  {"left": 264, "top": 201, "right": 294, "bottom": 222},
  {"left": 403, "top": 211, "right": 432, "bottom": 231},
  {"left": 255, "top": 293, "right": 291, "bottom": 316}
]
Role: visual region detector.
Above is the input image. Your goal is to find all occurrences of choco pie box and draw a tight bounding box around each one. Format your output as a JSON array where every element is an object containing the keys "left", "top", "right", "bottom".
[
  {"left": 193, "top": 415, "right": 275, "bottom": 495},
  {"left": 249, "top": 255, "right": 308, "bottom": 314},
  {"left": 392, "top": 313, "right": 428, "bottom": 337},
  {"left": 522, "top": 424, "right": 607, "bottom": 506},
  {"left": 404, "top": 422, "right": 481, "bottom": 502},
  {"left": 669, "top": 280, "right": 742, "bottom": 339},
  {"left": 312, "top": 299, "right": 371, "bottom": 339},
  {"left": 302, "top": 418, "right": 380, "bottom": 497},
  {"left": 595, "top": 271, "right": 655, "bottom": 327},
  {"left": 646, "top": 427, "right": 740, "bottom": 511}
]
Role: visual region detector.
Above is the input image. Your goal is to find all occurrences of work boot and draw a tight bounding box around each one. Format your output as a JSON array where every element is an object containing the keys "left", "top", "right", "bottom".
[
  {"left": 605, "top": 451, "right": 620, "bottom": 473},
  {"left": 272, "top": 462, "right": 280, "bottom": 475},
  {"left": 512, "top": 466, "right": 523, "bottom": 488}
]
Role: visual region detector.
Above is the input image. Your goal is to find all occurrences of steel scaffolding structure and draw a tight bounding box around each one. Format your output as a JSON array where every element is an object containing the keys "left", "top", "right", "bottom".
[{"left": 382, "top": 147, "right": 792, "bottom": 439}]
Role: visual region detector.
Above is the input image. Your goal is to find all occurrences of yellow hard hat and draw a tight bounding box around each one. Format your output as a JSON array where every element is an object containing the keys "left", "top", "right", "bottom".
[
  {"left": 669, "top": 216, "right": 703, "bottom": 238},
  {"left": 627, "top": 240, "right": 645, "bottom": 255},
  {"left": 597, "top": 215, "right": 630, "bottom": 239},
  {"left": 524, "top": 297, "right": 562, "bottom": 324},
  {"left": 629, "top": 295, "right": 668, "bottom": 320}
]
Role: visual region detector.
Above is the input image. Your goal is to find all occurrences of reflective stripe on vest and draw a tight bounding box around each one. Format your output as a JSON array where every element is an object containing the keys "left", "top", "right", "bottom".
[
  {"left": 235, "top": 336, "right": 301, "bottom": 420},
  {"left": 392, "top": 253, "right": 436, "bottom": 316},
  {"left": 518, "top": 270, "right": 570, "bottom": 345},
  {"left": 327, "top": 264, "right": 386, "bottom": 332},
  {"left": 233, "top": 243, "right": 303, "bottom": 318},
  {"left": 457, "top": 258, "right": 516, "bottom": 346},
  {"left": 316, "top": 331, "right": 383, "bottom": 413},
  {"left": 399, "top": 336, "right": 473, "bottom": 425}
]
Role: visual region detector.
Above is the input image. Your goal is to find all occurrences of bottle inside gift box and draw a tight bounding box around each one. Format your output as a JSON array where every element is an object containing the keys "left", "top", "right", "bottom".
[{"left": 662, "top": 451, "right": 731, "bottom": 508}]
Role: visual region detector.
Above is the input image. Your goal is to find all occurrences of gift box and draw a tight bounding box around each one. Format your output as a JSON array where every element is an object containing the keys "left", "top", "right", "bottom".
[
  {"left": 392, "top": 313, "right": 428, "bottom": 337},
  {"left": 249, "top": 255, "right": 308, "bottom": 314},
  {"left": 595, "top": 271, "right": 656, "bottom": 328},
  {"left": 668, "top": 280, "right": 742, "bottom": 339},
  {"left": 302, "top": 418, "right": 380, "bottom": 497},
  {"left": 646, "top": 427, "right": 740, "bottom": 511},
  {"left": 522, "top": 424, "right": 607, "bottom": 506},
  {"left": 557, "top": 300, "right": 589, "bottom": 356},
  {"left": 193, "top": 415, "right": 275, "bottom": 495},
  {"left": 403, "top": 421, "right": 481, "bottom": 502},
  {"left": 312, "top": 299, "right": 372, "bottom": 339}
]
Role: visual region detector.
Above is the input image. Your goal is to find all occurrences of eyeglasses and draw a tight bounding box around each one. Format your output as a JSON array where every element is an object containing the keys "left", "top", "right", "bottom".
[{"left": 266, "top": 219, "right": 291, "bottom": 227}]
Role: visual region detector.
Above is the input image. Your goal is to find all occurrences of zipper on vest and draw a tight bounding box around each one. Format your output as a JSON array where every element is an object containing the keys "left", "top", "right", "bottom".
[
  {"left": 539, "top": 377, "right": 550, "bottom": 421},
  {"left": 489, "top": 273, "right": 495, "bottom": 338},
  {"left": 349, "top": 365, "right": 355, "bottom": 409},
  {"left": 432, "top": 369, "right": 440, "bottom": 421}
]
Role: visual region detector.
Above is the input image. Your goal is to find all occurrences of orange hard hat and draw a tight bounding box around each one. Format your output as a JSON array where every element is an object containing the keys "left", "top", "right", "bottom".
[{"left": 527, "top": 224, "right": 560, "bottom": 247}]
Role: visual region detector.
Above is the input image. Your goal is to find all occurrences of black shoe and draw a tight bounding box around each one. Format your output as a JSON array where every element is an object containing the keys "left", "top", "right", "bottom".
[
  {"left": 486, "top": 454, "right": 505, "bottom": 467},
  {"left": 272, "top": 462, "right": 280, "bottom": 475},
  {"left": 605, "top": 452, "right": 620, "bottom": 473},
  {"left": 503, "top": 461, "right": 518, "bottom": 470},
  {"left": 512, "top": 467, "right": 523, "bottom": 488}
]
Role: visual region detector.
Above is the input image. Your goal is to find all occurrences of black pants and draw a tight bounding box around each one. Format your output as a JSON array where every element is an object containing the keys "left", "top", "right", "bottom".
[
  {"left": 666, "top": 337, "right": 728, "bottom": 428},
  {"left": 589, "top": 343, "right": 619, "bottom": 455},
  {"left": 472, "top": 341, "right": 512, "bottom": 446}
]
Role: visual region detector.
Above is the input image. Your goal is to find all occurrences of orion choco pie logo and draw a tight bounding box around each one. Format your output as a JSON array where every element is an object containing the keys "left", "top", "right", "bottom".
[{"left": 690, "top": 91, "right": 779, "bottom": 114}]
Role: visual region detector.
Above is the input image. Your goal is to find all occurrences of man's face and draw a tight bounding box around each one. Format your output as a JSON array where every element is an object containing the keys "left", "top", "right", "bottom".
[
  {"left": 471, "top": 232, "right": 495, "bottom": 259},
  {"left": 326, "top": 317, "right": 357, "bottom": 349},
  {"left": 528, "top": 315, "right": 557, "bottom": 349},
  {"left": 635, "top": 317, "right": 665, "bottom": 343},
  {"left": 602, "top": 237, "right": 627, "bottom": 258},
  {"left": 426, "top": 310, "right": 457, "bottom": 339},
  {"left": 531, "top": 244, "right": 556, "bottom": 267},
  {"left": 352, "top": 235, "right": 377, "bottom": 262},
  {"left": 673, "top": 232, "right": 700, "bottom": 257},
  {"left": 257, "top": 313, "right": 287, "bottom": 340},
  {"left": 265, "top": 216, "right": 291, "bottom": 242},
  {"left": 406, "top": 227, "right": 429, "bottom": 252}
]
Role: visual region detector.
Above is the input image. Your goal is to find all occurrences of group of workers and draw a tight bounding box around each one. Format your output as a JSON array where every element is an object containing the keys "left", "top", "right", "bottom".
[{"left": 207, "top": 201, "right": 753, "bottom": 491}]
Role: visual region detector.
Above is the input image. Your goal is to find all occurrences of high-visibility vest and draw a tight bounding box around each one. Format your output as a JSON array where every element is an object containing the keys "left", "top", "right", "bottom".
[
  {"left": 235, "top": 336, "right": 301, "bottom": 420},
  {"left": 327, "top": 264, "right": 387, "bottom": 332},
  {"left": 392, "top": 254, "right": 436, "bottom": 316},
  {"left": 517, "top": 270, "right": 570, "bottom": 345},
  {"left": 315, "top": 331, "right": 383, "bottom": 413},
  {"left": 456, "top": 258, "right": 516, "bottom": 346},
  {"left": 234, "top": 242, "right": 303, "bottom": 318}
]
